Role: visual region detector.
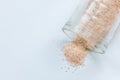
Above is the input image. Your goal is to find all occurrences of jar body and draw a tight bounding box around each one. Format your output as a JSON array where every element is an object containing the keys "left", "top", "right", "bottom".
[{"left": 63, "top": 0, "right": 120, "bottom": 54}]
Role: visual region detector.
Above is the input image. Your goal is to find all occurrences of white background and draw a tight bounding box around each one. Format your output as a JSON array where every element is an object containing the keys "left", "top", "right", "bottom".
[{"left": 0, "top": 0, "right": 120, "bottom": 80}]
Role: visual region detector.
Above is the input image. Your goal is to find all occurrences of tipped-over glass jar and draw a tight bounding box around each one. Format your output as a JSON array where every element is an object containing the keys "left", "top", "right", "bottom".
[{"left": 62, "top": 0, "right": 120, "bottom": 54}]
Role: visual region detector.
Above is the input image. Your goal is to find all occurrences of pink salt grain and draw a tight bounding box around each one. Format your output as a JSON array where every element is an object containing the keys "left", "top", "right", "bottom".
[{"left": 63, "top": 42, "right": 88, "bottom": 66}]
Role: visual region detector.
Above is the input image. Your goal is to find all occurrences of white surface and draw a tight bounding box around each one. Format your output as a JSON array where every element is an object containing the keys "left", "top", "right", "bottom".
[{"left": 0, "top": 0, "right": 120, "bottom": 80}]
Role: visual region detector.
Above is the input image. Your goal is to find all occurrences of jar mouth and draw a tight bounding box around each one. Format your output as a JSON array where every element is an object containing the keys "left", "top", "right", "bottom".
[
  {"left": 62, "top": 27, "right": 76, "bottom": 40},
  {"left": 62, "top": 27, "right": 107, "bottom": 54}
]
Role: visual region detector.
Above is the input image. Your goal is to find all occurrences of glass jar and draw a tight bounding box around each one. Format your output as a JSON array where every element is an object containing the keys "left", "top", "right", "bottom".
[{"left": 62, "top": 0, "right": 120, "bottom": 54}]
